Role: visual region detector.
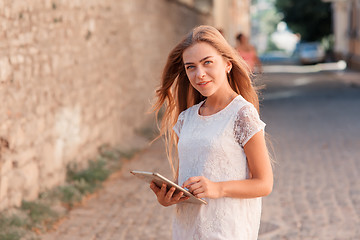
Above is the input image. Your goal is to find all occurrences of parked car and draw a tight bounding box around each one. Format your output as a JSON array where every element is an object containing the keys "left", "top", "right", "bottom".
[{"left": 296, "top": 42, "right": 325, "bottom": 64}]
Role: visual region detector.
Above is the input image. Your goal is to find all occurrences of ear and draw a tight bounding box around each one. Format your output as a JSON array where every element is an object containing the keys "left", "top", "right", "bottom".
[{"left": 226, "top": 61, "right": 232, "bottom": 73}]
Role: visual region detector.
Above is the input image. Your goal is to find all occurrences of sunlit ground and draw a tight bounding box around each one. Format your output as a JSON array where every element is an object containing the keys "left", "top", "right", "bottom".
[
  {"left": 263, "top": 60, "right": 347, "bottom": 73},
  {"left": 259, "top": 60, "right": 360, "bottom": 101}
]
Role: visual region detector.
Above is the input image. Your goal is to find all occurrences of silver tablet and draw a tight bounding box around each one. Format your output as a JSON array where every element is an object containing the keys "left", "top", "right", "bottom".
[{"left": 130, "top": 170, "right": 207, "bottom": 205}]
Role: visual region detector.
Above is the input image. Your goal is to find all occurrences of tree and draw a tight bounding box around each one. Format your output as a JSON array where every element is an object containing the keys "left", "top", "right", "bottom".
[{"left": 275, "top": 0, "right": 332, "bottom": 42}]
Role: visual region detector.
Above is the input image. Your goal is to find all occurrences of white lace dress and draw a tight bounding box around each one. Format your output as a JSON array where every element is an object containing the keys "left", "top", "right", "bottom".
[{"left": 172, "top": 95, "right": 266, "bottom": 240}]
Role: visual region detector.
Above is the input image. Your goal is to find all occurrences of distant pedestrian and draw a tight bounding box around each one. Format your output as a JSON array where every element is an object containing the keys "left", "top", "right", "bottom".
[
  {"left": 151, "top": 25, "right": 273, "bottom": 239},
  {"left": 235, "top": 33, "right": 263, "bottom": 73}
]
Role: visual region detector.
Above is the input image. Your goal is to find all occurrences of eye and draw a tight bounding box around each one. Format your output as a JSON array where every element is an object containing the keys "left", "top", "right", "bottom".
[
  {"left": 186, "top": 65, "right": 195, "bottom": 70},
  {"left": 204, "top": 60, "right": 212, "bottom": 65}
]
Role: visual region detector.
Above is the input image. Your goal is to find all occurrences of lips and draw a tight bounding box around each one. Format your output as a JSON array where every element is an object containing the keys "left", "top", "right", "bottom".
[{"left": 197, "top": 81, "right": 211, "bottom": 86}]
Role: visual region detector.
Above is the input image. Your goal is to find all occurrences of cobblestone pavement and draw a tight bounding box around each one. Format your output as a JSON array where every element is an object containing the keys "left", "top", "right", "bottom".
[
  {"left": 258, "top": 70, "right": 360, "bottom": 240},
  {"left": 41, "top": 70, "right": 360, "bottom": 240},
  {"left": 41, "top": 138, "right": 175, "bottom": 240}
]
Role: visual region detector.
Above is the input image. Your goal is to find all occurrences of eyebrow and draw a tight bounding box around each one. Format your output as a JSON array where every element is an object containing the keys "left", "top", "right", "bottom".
[{"left": 184, "top": 56, "right": 213, "bottom": 65}]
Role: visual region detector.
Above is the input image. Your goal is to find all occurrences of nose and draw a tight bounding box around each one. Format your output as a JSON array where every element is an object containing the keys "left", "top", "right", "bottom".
[{"left": 196, "top": 67, "right": 206, "bottom": 80}]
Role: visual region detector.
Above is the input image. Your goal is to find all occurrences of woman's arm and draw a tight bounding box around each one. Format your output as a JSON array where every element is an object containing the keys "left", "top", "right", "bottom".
[{"left": 183, "top": 130, "right": 273, "bottom": 199}]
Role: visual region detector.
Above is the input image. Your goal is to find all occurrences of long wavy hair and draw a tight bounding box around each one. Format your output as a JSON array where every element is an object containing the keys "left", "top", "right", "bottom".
[{"left": 153, "top": 25, "right": 260, "bottom": 179}]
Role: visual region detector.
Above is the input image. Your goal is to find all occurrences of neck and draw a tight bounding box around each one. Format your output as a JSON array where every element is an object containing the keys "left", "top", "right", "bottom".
[{"left": 202, "top": 89, "right": 238, "bottom": 113}]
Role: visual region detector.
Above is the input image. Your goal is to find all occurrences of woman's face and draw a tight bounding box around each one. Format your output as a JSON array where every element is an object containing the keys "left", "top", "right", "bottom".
[{"left": 182, "top": 42, "right": 232, "bottom": 98}]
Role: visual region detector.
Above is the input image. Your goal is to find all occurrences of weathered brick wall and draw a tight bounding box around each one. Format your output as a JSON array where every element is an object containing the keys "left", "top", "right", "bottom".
[{"left": 0, "top": 0, "right": 210, "bottom": 210}]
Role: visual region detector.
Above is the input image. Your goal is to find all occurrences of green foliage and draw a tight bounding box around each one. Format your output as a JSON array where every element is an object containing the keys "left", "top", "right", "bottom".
[
  {"left": 321, "top": 34, "right": 334, "bottom": 52},
  {"left": 0, "top": 214, "right": 26, "bottom": 228},
  {"left": 67, "top": 159, "right": 110, "bottom": 184},
  {"left": 85, "top": 30, "right": 92, "bottom": 40},
  {"left": 252, "top": 4, "right": 282, "bottom": 36},
  {"left": 261, "top": 9, "right": 282, "bottom": 35},
  {"left": 0, "top": 214, "right": 26, "bottom": 240},
  {"left": 0, "top": 232, "right": 22, "bottom": 240},
  {"left": 63, "top": 158, "right": 113, "bottom": 208},
  {"left": 0, "top": 143, "right": 140, "bottom": 239},
  {"left": 21, "top": 201, "right": 58, "bottom": 230},
  {"left": 58, "top": 185, "right": 83, "bottom": 208},
  {"left": 275, "top": 0, "right": 332, "bottom": 41},
  {"left": 73, "top": 178, "right": 98, "bottom": 195},
  {"left": 98, "top": 145, "right": 139, "bottom": 170},
  {"left": 119, "top": 149, "right": 138, "bottom": 160},
  {"left": 53, "top": 17, "right": 62, "bottom": 23},
  {"left": 99, "top": 148, "right": 120, "bottom": 161}
]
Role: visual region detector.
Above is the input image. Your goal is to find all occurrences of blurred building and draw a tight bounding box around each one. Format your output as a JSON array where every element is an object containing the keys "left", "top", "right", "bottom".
[
  {"left": 177, "top": 0, "right": 251, "bottom": 46},
  {"left": 213, "top": 0, "right": 251, "bottom": 46},
  {"left": 325, "top": 0, "right": 360, "bottom": 69}
]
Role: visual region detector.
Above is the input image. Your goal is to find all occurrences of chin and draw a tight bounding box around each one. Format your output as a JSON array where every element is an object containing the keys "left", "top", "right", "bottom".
[
  {"left": 197, "top": 89, "right": 215, "bottom": 98},
  {"left": 199, "top": 92, "right": 212, "bottom": 98}
]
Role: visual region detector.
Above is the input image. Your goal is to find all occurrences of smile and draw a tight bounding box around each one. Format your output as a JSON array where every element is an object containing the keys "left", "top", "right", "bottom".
[{"left": 198, "top": 81, "right": 211, "bottom": 86}]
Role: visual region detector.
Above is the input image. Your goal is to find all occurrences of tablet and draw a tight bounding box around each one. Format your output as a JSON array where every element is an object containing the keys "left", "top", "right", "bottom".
[{"left": 130, "top": 170, "right": 207, "bottom": 205}]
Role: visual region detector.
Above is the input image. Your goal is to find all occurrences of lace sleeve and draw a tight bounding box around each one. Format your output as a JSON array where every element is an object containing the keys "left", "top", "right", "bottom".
[
  {"left": 234, "top": 104, "right": 266, "bottom": 147},
  {"left": 173, "top": 111, "right": 186, "bottom": 137}
]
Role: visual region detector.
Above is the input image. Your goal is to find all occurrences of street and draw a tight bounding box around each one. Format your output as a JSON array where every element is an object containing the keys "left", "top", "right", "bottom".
[
  {"left": 41, "top": 67, "right": 360, "bottom": 240},
  {"left": 259, "top": 68, "right": 360, "bottom": 239}
]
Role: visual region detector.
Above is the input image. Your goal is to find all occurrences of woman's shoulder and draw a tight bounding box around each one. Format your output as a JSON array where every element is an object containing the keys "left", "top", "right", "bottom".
[
  {"left": 178, "top": 101, "right": 204, "bottom": 118},
  {"left": 230, "top": 96, "right": 262, "bottom": 120},
  {"left": 232, "top": 95, "right": 252, "bottom": 110},
  {"left": 232, "top": 96, "right": 264, "bottom": 126}
]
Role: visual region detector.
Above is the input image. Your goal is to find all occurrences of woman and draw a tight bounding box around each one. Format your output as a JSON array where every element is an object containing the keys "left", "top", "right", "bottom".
[
  {"left": 151, "top": 25, "right": 273, "bottom": 239},
  {"left": 235, "top": 33, "right": 263, "bottom": 73}
]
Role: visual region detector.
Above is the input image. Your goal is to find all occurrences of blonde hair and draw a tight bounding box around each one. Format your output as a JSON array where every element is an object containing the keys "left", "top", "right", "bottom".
[{"left": 153, "top": 25, "right": 260, "bottom": 179}]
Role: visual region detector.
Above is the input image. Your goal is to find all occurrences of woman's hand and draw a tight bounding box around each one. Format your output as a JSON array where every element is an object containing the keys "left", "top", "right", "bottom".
[
  {"left": 150, "top": 182, "right": 189, "bottom": 207},
  {"left": 182, "top": 176, "right": 222, "bottom": 199}
]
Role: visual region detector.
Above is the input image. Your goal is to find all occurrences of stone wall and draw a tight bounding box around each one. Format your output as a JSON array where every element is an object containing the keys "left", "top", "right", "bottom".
[{"left": 0, "top": 0, "right": 210, "bottom": 210}]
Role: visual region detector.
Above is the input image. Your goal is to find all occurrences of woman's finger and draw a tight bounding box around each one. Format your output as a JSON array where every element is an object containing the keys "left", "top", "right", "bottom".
[
  {"left": 159, "top": 183, "right": 167, "bottom": 196},
  {"left": 177, "top": 196, "right": 190, "bottom": 203},
  {"left": 188, "top": 182, "right": 202, "bottom": 193},
  {"left": 165, "top": 187, "right": 176, "bottom": 200},
  {"left": 195, "top": 192, "right": 205, "bottom": 199},
  {"left": 183, "top": 176, "right": 200, "bottom": 188},
  {"left": 150, "top": 182, "right": 160, "bottom": 194},
  {"left": 173, "top": 191, "right": 184, "bottom": 201},
  {"left": 192, "top": 187, "right": 204, "bottom": 195}
]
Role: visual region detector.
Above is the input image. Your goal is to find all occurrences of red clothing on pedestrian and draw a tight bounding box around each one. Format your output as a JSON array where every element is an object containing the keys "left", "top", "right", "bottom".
[{"left": 237, "top": 48, "right": 257, "bottom": 72}]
